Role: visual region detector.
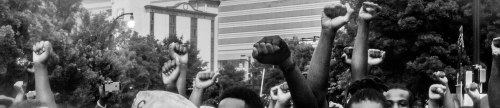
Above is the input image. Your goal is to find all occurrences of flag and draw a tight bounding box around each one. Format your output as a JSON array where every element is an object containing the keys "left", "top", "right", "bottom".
[{"left": 458, "top": 26, "right": 465, "bottom": 50}]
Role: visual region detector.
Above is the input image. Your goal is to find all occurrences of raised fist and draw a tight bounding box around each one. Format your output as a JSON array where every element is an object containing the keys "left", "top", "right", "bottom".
[
  {"left": 169, "top": 43, "right": 188, "bottom": 64},
  {"left": 358, "top": 2, "right": 382, "bottom": 21},
  {"left": 342, "top": 47, "right": 353, "bottom": 64},
  {"left": 465, "top": 82, "right": 480, "bottom": 101},
  {"left": 161, "top": 60, "right": 180, "bottom": 85},
  {"left": 433, "top": 71, "right": 448, "bottom": 84},
  {"left": 252, "top": 36, "right": 291, "bottom": 65},
  {"left": 13, "top": 81, "right": 25, "bottom": 93},
  {"left": 276, "top": 83, "right": 291, "bottom": 103},
  {"left": 26, "top": 91, "right": 36, "bottom": 100},
  {"left": 322, "top": 3, "right": 354, "bottom": 31},
  {"left": 270, "top": 86, "right": 279, "bottom": 101},
  {"left": 428, "top": 84, "right": 447, "bottom": 100},
  {"left": 367, "top": 49, "right": 385, "bottom": 65},
  {"left": 492, "top": 37, "right": 500, "bottom": 55},
  {"left": 32, "top": 41, "right": 53, "bottom": 64},
  {"left": 194, "top": 72, "right": 219, "bottom": 89}
]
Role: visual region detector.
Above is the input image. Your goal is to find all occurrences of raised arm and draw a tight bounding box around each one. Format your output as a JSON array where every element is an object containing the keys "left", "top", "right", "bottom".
[
  {"left": 253, "top": 36, "right": 318, "bottom": 108},
  {"left": 189, "top": 71, "right": 219, "bottom": 107},
  {"left": 351, "top": 2, "right": 381, "bottom": 81},
  {"left": 30, "top": 41, "right": 57, "bottom": 108},
  {"left": 489, "top": 37, "right": 500, "bottom": 108},
  {"left": 307, "top": 3, "right": 353, "bottom": 106},
  {"left": 169, "top": 43, "right": 189, "bottom": 96},
  {"left": 161, "top": 56, "right": 181, "bottom": 92},
  {"left": 13, "top": 81, "right": 25, "bottom": 104},
  {"left": 428, "top": 84, "right": 447, "bottom": 108},
  {"left": 434, "top": 71, "right": 456, "bottom": 108},
  {"left": 268, "top": 86, "right": 279, "bottom": 108}
]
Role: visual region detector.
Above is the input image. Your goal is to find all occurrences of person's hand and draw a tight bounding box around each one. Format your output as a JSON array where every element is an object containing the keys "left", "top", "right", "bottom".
[
  {"left": 492, "top": 37, "right": 500, "bottom": 55},
  {"left": 276, "top": 83, "right": 291, "bottom": 104},
  {"left": 465, "top": 82, "right": 481, "bottom": 101},
  {"left": 322, "top": 3, "right": 354, "bottom": 31},
  {"left": 433, "top": 71, "right": 448, "bottom": 85},
  {"left": 358, "top": 2, "right": 382, "bottom": 21},
  {"left": 169, "top": 43, "right": 188, "bottom": 64},
  {"left": 252, "top": 36, "right": 291, "bottom": 65},
  {"left": 161, "top": 59, "right": 180, "bottom": 85},
  {"left": 342, "top": 47, "right": 353, "bottom": 64},
  {"left": 193, "top": 72, "right": 219, "bottom": 89},
  {"left": 13, "top": 81, "right": 25, "bottom": 93},
  {"left": 367, "top": 49, "right": 385, "bottom": 65},
  {"left": 270, "top": 86, "right": 279, "bottom": 101},
  {"left": 32, "top": 41, "right": 53, "bottom": 64},
  {"left": 428, "top": 84, "right": 447, "bottom": 100},
  {"left": 26, "top": 91, "right": 36, "bottom": 100}
]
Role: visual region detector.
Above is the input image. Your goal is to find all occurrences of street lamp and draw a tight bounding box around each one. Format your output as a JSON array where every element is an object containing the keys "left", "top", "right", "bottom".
[{"left": 106, "top": 13, "right": 134, "bottom": 50}]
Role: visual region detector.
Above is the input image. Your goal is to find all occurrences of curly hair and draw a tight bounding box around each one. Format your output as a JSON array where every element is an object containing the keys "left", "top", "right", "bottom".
[
  {"left": 347, "top": 88, "right": 387, "bottom": 108},
  {"left": 219, "top": 86, "right": 263, "bottom": 108}
]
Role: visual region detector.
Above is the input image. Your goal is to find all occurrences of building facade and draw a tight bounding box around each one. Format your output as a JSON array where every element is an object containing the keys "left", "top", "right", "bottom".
[
  {"left": 217, "top": 0, "right": 338, "bottom": 79},
  {"left": 83, "top": 0, "right": 220, "bottom": 71}
]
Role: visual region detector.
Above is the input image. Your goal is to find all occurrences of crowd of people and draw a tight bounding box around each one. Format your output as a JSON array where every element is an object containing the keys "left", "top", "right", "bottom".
[{"left": 0, "top": 2, "right": 499, "bottom": 108}]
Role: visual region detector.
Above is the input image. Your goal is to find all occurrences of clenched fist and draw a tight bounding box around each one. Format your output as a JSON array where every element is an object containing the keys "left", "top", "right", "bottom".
[
  {"left": 358, "top": 2, "right": 382, "bottom": 21},
  {"left": 428, "top": 84, "right": 447, "bottom": 100},
  {"left": 465, "top": 82, "right": 480, "bottom": 101},
  {"left": 433, "top": 71, "right": 448, "bottom": 84},
  {"left": 161, "top": 60, "right": 180, "bottom": 85},
  {"left": 322, "top": 3, "right": 354, "bottom": 31},
  {"left": 252, "top": 36, "right": 291, "bottom": 65},
  {"left": 32, "top": 41, "right": 53, "bottom": 64},
  {"left": 492, "top": 37, "right": 500, "bottom": 55},
  {"left": 13, "top": 81, "right": 25, "bottom": 93},
  {"left": 194, "top": 72, "right": 219, "bottom": 89},
  {"left": 367, "top": 49, "right": 385, "bottom": 65},
  {"left": 169, "top": 43, "right": 188, "bottom": 64},
  {"left": 270, "top": 86, "right": 279, "bottom": 101},
  {"left": 276, "top": 83, "right": 291, "bottom": 103}
]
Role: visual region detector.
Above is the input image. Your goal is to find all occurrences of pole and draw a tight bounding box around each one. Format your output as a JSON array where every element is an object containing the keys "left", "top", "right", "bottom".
[
  {"left": 472, "top": 0, "right": 480, "bottom": 64},
  {"left": 259, "top": 69, "right": 266, "bottom": 96}
]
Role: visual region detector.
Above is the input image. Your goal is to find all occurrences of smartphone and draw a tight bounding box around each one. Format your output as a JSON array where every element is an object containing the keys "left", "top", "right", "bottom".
[
  {"left": 105, "top": 82, "right": 120, "bottom": 92},
  {"left": 465, "top": 71, "right": 473, "bottom": 86}
]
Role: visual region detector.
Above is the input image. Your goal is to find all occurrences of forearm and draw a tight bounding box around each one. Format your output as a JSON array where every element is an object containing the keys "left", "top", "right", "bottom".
[
  {"left": 188, "top": 88, "right": 203, "bottom": 107},
  {"left": 274, "top": 101, "right": 290, "bottom": 108},
  {"left": 34, "top": 63, "right": 57, "bottom": 108},
  {"left": 268, "top": 100, "right": 276, "bottom": 108},
  {"left": 13, "top": 92, "right": 24, "bottom": 104},
  {"left": 279, "top": 59, "right": 318, "bottom": 108},
  {"left": 427, "top": 100, "right": 440, "bottom": 108},
  {"left": 443, "top": 84, "right": 456, "bottom": 108},
  {"left": 488, "top": 55, "right": 500, "bottom": 108},
  {"left": 177, "top": 64, "right": 187, "bottom": 96},
  {"left": 352, "top": 20, "right": 369, "bottom": 81},
  {"left": 307, "top": 29, "right": 336, "bottom": 95}
]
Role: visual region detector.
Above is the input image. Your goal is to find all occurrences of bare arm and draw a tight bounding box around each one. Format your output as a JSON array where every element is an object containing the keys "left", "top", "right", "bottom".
[
  {"left": 189, "top": 72, "right": 218, "bottom": 107},
  {"left": 253, "top": 36, "right": 318, "bottom": 108},
  {"left": 307, "top": 3, "right": 353, "bottom": 106},
  {"left": 177, "top": 64, "right": 187, "bottom": 96},
  {"left": 32, "top": 41, "right": 57, "bottom": 108},
  {"left": 489, "top": 37, "right": 500, "bottom": 108}
]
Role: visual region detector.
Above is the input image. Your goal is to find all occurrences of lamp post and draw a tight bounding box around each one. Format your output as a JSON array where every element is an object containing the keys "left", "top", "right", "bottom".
[{"left": 106, "top": 13, "right": 135, "bottom": 50}]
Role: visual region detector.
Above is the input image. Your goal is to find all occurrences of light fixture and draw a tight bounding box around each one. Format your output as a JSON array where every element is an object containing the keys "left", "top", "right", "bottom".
[{"left": 127, "top": 15, "right": 135, "bottom": 28}]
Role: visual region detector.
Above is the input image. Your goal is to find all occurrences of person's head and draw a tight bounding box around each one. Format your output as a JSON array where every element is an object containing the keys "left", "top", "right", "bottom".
[
  {"left": 218, "top": 86, "right": 263, "bottom": 108},
  {"left": 384, "top": 84, "right": 411, "bottom": 108},
  {"left": 347, "top": 88, "right": 386, "bottom": 108},
  {"left": 9, "top": 100, "right": 44, "bottom": 108}
]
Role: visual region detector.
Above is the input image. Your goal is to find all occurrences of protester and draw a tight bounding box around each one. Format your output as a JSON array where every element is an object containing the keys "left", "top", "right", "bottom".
[
  {"left": 384, "top": 84, "right": 411, "bottom": 108},
  {"left": 218, "top": 86, "right": 264, "bottom": 108},
  {"left": 346, "top": 88, "right": 386, "bottom": 108}
]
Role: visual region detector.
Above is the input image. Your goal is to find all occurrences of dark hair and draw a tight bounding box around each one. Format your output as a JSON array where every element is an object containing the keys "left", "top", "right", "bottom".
[
  {"left": 386, "top": 83, "right": 413, "bottom": 107},
  {"left": 219, "top": 86, "right": 263, "bottom": 108},
  {"left": 347, "top": 78, "right": 388, "bottom": 95},
  {"left": 347, "top": 88, "right": 386, "bottom": 108}
]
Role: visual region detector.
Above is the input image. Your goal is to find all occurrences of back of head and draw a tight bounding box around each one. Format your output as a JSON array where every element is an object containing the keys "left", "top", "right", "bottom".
[
  {"left": 347, "top": 88, "right": 386, "bottom": 108},
  {"left": 131, "top": 90, "right": 197, "bottom": 108},
  {"left": 219, "top": 86, "right": 263, "bottom": 108},
  {"left": 9, "top": 100, "right": 43, "bottom": 108}
]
